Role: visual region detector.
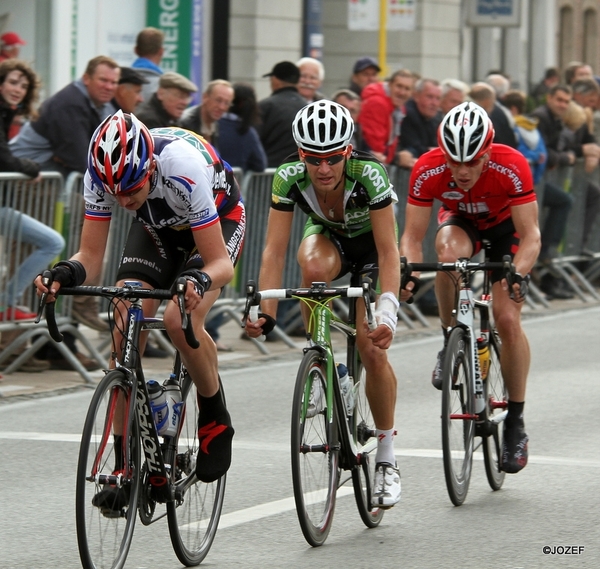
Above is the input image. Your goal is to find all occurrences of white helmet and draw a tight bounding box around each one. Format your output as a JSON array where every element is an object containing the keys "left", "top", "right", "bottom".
[
  {"left": 292, "top": 100, "right": 354, "bottom": 153},
  {"left": 438, "top": 102, "right": 495, "bottom": 163}
]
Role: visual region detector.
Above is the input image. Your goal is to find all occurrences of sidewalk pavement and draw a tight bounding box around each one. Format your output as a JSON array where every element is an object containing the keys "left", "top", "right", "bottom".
[{"left": 0, "top": 296, "right": 587, "bottom": 402}]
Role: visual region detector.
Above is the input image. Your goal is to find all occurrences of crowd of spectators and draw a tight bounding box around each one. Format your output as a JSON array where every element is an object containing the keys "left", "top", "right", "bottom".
[{"left": 1, "top": 29, "right": 600, "bottom": 366}]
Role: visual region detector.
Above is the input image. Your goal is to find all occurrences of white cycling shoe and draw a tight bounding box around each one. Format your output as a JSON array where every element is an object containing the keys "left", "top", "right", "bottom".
[
  {"left": 306, "top": 379, "right": 325, "bottom": 418},
  {"left": 371, "top": 462, "right": 401, "bottom": 509}
]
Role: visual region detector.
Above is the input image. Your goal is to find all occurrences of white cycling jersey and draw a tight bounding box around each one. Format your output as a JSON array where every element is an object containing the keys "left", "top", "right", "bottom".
[{"left": 83, "top": 127, "right": 240, "bottom": 232}]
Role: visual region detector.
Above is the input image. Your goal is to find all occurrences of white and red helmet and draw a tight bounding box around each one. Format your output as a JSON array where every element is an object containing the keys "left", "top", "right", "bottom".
[
  {"left": 438, "top": 102, "right": 495, "bottom": 163},
  {"left": 88, "top": 110, "right": 154, "bottom": 195}
]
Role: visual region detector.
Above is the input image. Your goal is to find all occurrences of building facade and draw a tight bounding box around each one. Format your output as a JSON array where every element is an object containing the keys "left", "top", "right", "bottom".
[{"left": 0, "top": 0, "right": 598, "bottom": 101}]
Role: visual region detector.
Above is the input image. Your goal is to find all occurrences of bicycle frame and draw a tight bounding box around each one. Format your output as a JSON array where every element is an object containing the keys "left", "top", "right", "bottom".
[{"left": 244, "top": 280, "right": 377, "bottom": 466}]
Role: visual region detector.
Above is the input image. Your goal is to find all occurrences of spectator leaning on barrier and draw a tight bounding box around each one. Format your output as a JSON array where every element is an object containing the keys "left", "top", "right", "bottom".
[
  {"left": 503, "top": 89, "right": 547, "bottom": 185},
  {"left": 0, "top": 59, "right": 65, "bottom": 372},
  {"left": 358, "top": 68, "right": 414, "bottom": 165},
  {"left": 217, "top": 82, "right": 267, "bottom": 173},
  {"left": 9, "top": 55, "right": 119, "bottom": 178},
  {"left": 131, "top": 27, "right": 165, "bottom": 103},
  {"left": 135, "top": 71, "right": 197, "bottom": 129},
  {"left": 9, "top": 55, "right": 119, "bottom": 367},
  {"left": 397, "top": 78, "right": 443, "bottom": 169},
  {"left": 180, "top": 79, "right": 234, "bottom": 147},
  {"left": 257, "top": 61, "right": 307, "bottom": 168},
  {"left": 348, "top": 56, "right": 381, "bottom": 97},
  {"left": 112, "top": 67, "right": 147, "bottom": 113},
  {"left": 296, "top": 57, "right": 326, "bottom": 103},
  {"left": 530, "top": 85, "right": 576, "bottom": 299}
]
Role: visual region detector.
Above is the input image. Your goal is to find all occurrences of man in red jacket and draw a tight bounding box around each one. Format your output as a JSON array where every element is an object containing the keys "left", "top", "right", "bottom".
[{"left": 358, "top": 69, "right": 414, "bottom": 165}]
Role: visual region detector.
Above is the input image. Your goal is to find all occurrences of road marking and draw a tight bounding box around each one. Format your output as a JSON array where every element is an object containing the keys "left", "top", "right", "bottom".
[
  {"left": 215, "top": 486, "right": 355, "bottom": 531},
  {"left": 1, "top": 431, "right": 598, "bottom": 470}
]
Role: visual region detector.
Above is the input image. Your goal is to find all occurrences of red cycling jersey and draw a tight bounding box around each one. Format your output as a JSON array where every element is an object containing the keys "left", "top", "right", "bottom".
[{"left": 407, "top": 144, "right": 536, "bottom": 231}]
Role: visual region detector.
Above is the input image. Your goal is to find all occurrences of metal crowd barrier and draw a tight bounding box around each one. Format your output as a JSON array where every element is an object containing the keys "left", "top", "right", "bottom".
[
  {"left": 538, "top": 160, "right": 600, "bottom": 302},
  {"left": 0, "top": 172, "right": 103, "bottom": 382}
]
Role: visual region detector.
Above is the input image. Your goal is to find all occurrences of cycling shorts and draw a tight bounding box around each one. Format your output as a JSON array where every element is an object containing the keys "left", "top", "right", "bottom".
[
  {"left": 303, "top": 219, "right": 382, "bottom": 291},
  {"left": 437, "top": 208, "right": 519, "bottom": 283},
  {"left": 116, "top": 202, "right": 245, "bottom": 290}
]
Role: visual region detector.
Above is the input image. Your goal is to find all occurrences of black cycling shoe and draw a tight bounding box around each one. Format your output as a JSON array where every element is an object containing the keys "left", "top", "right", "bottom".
[
  {"left": 431, "top": 349, "right": 445, "bottom": 390},
  {"left": 195, "top": 410, "right": 235, "bottom": 483},
  {"left": 501, "top": 422, "right": 529, "bottom": 473},
  {"left": 92, "top": 483, "right": 131, "bottom": 512}
]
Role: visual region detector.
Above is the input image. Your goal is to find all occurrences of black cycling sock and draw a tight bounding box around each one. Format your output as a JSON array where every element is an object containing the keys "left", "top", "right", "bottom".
[
  {"left": 113, "top": 435, "right": 124, "bottom": 472},
  {"left": 196, "top": 388, "right": 234, "bottom": 483},
  {"left": 506, "top": 400, "right": 525, "bottom": 427}
]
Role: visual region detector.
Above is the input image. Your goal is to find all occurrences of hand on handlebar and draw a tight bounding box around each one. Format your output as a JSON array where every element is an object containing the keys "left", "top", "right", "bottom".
[
  {"left": 171, "top": 278, "right": 203, "bottom": 312},
  {"left": 244, "top": 309, "right": 276, "bottom": 339}
]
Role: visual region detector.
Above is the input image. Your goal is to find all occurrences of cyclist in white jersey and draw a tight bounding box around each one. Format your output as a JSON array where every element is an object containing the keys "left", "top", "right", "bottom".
[
  {"left": 245, "top": 100, "right": 402, "bottom": 508},
  {"left": 36, "top": 111, "right": 244, "bottom": 497}
]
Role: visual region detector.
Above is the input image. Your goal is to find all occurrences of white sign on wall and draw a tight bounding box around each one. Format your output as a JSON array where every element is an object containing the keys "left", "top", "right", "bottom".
[
  {"left": 348, "top": 0, "right": 416, "bottom": 32},
  {"left": 467, "top": 0, "right": 521, "bottom": 27}
]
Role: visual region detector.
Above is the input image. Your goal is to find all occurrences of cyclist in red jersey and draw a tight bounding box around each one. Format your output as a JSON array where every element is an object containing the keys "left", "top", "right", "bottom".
[{"left": 399, "top": 102, "right": 541, "bottom": 473}]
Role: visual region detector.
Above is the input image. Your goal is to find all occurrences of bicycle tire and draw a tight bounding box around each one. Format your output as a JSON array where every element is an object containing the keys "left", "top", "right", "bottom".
[
  {"left": 482, "top": 330, "right": 507, "bottom": 491},
  {"left": 351, "top": 360, "right": 384, "bottom": 528},
  {"left": 441, "top": 327, "right": 475, "bottom": 506},
  {"left": 291, "top": 350, "right": 340, "bottom": 546},
  {"left": 76, "top": 370, "right": 140, "bottom": 569},
  {"left": 168, "top": 373, "right": 226, "bottom": 566}
]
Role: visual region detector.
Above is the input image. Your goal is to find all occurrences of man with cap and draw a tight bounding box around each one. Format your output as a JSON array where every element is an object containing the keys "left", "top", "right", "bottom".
[
  {"left": 349, "top": 56, "right": 381, "bottom": 97},
  {"left": 112, "top": 67, "right": 148, "bottom": 113},
  {"left": 257, "top": 61, "right": 306, "bottom": 167},
  {"left": 135, "top": 71, "right": 197, "bottom": 129},
  {"left": 0, "top": 32, "right": 26, "bottom": 63}
]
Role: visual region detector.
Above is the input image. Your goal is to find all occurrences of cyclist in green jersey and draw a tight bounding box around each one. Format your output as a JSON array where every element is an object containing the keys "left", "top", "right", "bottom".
[{"left": 245, "top": 100, "right": 401, "bottom": 508}]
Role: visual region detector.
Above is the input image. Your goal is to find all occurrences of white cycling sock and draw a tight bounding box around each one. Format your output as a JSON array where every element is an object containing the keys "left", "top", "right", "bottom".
[{"left": 375, "top": 428, "right": 396, "bottom": 466}]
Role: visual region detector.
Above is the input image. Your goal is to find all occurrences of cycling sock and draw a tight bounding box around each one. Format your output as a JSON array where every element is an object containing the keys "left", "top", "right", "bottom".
[
  {"left": 196, "top": 388, "right": 234, "bottom": 483},
  {"left": 506, "top": 400, "right": 525, "bottom": 427},
  {"left": 375, "top": 428, "right": 396, "bottom": 465},
  {"left": 113, "top": 435, "right": 124, "bottom": 472}
]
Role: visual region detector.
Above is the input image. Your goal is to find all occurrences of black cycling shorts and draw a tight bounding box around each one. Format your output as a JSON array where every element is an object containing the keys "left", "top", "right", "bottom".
[
  {"left": 437, "top": 208, "right": 519, "bottom": 283},
  {"left": 304, "top": 222, "right": 382, "bottom": 291},
  {"left": 116, "top": 202, "right": 245, "bottom": 290}
]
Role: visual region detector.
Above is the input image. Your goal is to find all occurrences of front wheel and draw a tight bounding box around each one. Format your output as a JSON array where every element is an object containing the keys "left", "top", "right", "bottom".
[
  {"left": 168, "top": 372, "right": 226, "bottom": 566},
  {"left": 351, "top": 360, "right": 384, "bottom": 528},
  {"left": 291, "top": 350, "right": 340, "bottom": 547},
  {"left": 76, "top": 370, "right": 140, "bottom": 569},
  {"left": 441, "top": 327, "right": 475, "bottom": 506},
  {"left": 482, "top": 330, "right": 507, "bottom": 491}
]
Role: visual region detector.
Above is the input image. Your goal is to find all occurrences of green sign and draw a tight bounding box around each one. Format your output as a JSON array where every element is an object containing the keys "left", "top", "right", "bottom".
[{"left": 146, "top": 0, "right": 193, "bottom": 76}]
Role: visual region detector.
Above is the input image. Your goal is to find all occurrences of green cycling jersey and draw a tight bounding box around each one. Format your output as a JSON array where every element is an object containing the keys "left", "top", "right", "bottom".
[{"left": 271, "top": 150, "right": 397, "bottom": 239}]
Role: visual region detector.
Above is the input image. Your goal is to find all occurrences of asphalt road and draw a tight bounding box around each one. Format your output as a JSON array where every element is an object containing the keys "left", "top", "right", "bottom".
[{"left": 1, "top": 306, "right": 599, "bottom": 569}]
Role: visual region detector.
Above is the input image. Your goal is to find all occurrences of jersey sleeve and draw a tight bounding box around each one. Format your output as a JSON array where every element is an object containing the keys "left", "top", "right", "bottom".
[
  {"left": 346, "top": 158, "right": 395, "bottom": 210},
  {"left": 83, "top": 170, "right": 115, "bottom": 222},
  {"left": 503, "top": 149, "right": 536, "bottom": 206},
  {"left": 271, "top": 160, "right": 304, "bottom": 212}
]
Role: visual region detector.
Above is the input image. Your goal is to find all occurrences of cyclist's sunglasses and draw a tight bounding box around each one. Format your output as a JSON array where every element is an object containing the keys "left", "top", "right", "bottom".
[
  {"left": 300, "top": 149, "right": 347, "bottom": 166},
  {"left": 447, "top": 156, "right": 484, "bottom": 168}
]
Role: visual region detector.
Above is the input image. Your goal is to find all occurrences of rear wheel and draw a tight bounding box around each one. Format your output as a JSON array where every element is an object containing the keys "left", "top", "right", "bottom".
[
  {"left": 482, "top": 331, "right": 507, "bottom": 491},
  {"left": 351, "top": 360, "right": 384, "bottom": 528},
  {"left": 441, "top": 328, "right": 475, "bottom": 506},
  {"left": 168, "top": 372, "right": 226, "bottom": 566},
  {"left": 76, "top": 370, "right": 139, "bottom": 569},
  {"left": 291, "top": 350, "right": 340, "bottom": 546}
]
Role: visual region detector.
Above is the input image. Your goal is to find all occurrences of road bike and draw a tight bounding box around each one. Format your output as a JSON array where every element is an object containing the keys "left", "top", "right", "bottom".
[
  {"left": 37, "top": 277, "right": 225, "bottom": 569},
  {"left": 242, "top": 275, "right": 384, "bottom": 546},
  {"left": 402, "top": 254, "right": 515, "bottom": 506}
]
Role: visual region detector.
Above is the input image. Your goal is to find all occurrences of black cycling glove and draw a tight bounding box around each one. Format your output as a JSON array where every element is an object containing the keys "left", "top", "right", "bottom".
[
  {"left": 173, "top": 269, "right": 212, "bottom": 297},
  {"left": 46, "top": 260, "right": 87, "bottom": 287}
]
